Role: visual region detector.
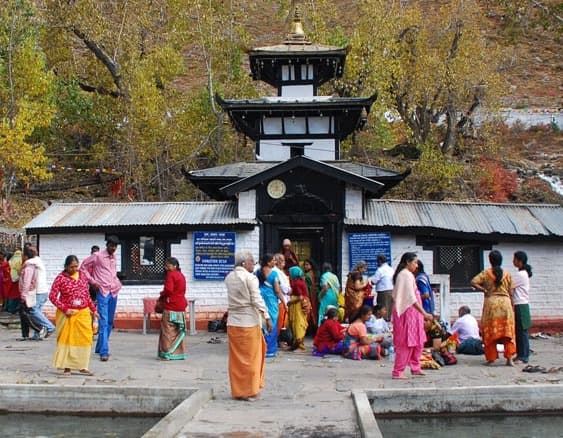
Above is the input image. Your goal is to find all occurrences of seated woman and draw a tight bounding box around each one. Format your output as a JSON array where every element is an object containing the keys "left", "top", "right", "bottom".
[
  {"left": 342, "top": 305, "right": 384, "bottom": 360},
  {"left": 312, "top": 307, "right": 346, "bottom": 357},
  {"left": 424, "top": 319, "right": 448, "bottom": 351}
]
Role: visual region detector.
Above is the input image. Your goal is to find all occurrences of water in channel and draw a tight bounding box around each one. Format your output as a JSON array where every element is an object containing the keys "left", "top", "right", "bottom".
[
  {"left": 376, "top": 412, "right": 563, "bottom": 438},
  {"left": 0, "top": 413, "right": 161, "bottom": 438}
]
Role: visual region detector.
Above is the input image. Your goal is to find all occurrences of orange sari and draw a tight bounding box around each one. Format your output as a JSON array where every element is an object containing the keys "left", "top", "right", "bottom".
[{"left": 472, "top": 269, "right": 516, "bottom": 361}]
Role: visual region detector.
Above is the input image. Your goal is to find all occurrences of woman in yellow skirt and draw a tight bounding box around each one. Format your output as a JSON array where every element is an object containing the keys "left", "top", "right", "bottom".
[{"left": 49, "top": 255, "right": 98, "bottom": 376}]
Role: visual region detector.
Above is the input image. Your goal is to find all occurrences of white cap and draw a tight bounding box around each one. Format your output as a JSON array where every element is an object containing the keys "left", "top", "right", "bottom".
[{"left": 282, "top": 239, "right": 291, "bottom": 246}]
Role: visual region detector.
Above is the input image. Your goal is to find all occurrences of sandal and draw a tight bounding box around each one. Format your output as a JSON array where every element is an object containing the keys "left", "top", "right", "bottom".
[
  {"left": 63, "top": 368, "right": 72, "bottom": 376},
  {"left": 411, "top": 371, "right": 426, "bottom": 376},
  {"left": 79, "top": 369, "right": 94, "bottom": 376}
]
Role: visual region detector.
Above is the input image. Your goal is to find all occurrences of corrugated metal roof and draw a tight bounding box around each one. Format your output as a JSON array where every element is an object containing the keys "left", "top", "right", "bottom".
[
  {"left": 25, "top": 202, "right": 255, "bottom": 230},
  {"left": 345, "top": 200, "right": 563, "bottom": 237}
]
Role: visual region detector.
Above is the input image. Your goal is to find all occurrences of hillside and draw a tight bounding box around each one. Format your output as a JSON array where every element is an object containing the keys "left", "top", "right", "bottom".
[{"left": 1, "top": 0, "right": 561, "bottom": 229}]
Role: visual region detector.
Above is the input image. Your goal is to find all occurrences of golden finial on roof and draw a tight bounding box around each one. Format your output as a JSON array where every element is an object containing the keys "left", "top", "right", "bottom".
[{"left": 284, "top": 4, "right": 311, "bottom": 45}]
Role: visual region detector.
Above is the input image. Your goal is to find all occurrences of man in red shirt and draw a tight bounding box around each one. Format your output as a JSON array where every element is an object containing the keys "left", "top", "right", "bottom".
[{"left": 81, "top": 236, "right": 122, "bottom": 362}]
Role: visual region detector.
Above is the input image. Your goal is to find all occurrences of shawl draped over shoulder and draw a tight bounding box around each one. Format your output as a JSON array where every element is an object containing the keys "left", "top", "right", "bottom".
[{"left": 392, "top": 269, "right": 417, "bottom": 317}]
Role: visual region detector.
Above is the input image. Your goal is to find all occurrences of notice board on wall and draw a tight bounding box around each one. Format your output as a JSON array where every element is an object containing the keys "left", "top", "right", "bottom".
[
  {"left": 348, "top": 232, "right": 391, "bottom": 275},
  {"left": 193, "top": 231, "right": 236, "bottom": 280}
]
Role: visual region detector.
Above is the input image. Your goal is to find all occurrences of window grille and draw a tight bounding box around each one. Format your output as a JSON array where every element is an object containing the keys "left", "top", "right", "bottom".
[{"left": 434, "top": 246, "right": 481, "bottom": 291}]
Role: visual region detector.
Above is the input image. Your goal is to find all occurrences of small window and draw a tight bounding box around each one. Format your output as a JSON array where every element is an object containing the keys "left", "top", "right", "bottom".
[
  {"left": 434, "top": 245, "right": 483, "bottom": 291},
  {"left": 116, "top": 234, "right": 182, "bottom": 284}
]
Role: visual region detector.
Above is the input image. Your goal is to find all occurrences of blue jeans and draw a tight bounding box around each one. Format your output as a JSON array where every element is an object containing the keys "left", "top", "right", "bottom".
[
  {"left": 32, "top": 294, "right": 56, "bottom": 338},
  {"left": 95, "top": 292, "right": 118, "bottom": 357},
  {"left": 21, "top": 294, "right": 55, "bottom": 338}
]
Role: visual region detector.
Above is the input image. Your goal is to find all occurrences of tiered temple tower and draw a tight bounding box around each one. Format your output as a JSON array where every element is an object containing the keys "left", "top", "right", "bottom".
[{"left": 188, "top": 6, "right": 409, "bottom": 265}]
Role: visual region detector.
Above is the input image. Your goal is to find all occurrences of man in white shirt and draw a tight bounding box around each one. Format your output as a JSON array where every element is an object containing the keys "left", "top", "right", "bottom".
[
  {"left": 450, "top": 306, "right": 484, "bottom": 355},
  {"left": 368, "top": 254, "right": 394, "bottom": 321},
  {"left": 225, "top": 251, "right": 272, "bottom": 401}
]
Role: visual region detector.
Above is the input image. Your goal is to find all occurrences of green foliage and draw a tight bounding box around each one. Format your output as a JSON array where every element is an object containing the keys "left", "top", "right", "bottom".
[
  {"left": 0, "top": 0, "right": 55, "bottom": 206},
  {"left": 403, "top": 142, "right": 464, "bottom": 201}
]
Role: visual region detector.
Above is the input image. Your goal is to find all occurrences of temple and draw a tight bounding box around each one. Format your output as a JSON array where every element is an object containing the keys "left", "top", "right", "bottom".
[{"left": 187, "top": 5, "right": 409, "bottom": 267}]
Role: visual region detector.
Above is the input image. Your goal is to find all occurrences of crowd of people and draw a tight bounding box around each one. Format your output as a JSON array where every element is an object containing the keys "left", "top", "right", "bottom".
[
  {"left": 225, "top": 242, "right": 533, "bottom": 400},
  {"left": 1, "top": 237, "right": 533, "bottom": 401},
  {"left": 0, "top": 235, "right": 191, "bottom": 377}
]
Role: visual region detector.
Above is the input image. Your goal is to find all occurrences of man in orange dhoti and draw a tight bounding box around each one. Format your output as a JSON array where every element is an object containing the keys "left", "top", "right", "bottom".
[{"left": 225, "top": 251, "right": 273, "bottom": 401}]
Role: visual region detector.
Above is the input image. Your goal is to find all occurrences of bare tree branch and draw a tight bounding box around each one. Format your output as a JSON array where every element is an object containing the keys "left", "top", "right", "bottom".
[{"left": 71, "top": 26, "right": 125, "bottom": 97}]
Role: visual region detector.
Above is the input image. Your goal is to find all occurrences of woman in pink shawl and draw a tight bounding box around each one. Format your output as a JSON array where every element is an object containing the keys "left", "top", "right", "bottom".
[{"left": 391, "top": 252, "right": 433, "bottom": 380}]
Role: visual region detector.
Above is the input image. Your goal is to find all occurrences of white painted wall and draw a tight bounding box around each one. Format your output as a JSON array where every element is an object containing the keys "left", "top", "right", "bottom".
[
  {"left": 341, "top": 231, "right": 563, "bottom": 323},
  {"left": 345, "top": 185, "right": 363, "bottom": 220},
  {"left": 258, "top": 138, "right": 335, "bottom": 161},
  {"left": 238, "top": 190, "right": 256, "bottom": 219},
  {"left": 38, "top": 228, "right": 261, "bottom": 315}
]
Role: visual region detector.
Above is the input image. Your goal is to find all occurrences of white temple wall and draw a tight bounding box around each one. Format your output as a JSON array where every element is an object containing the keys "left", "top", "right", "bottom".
[{"left": 36, "top": 228, "right": 261, "bottom": 317}]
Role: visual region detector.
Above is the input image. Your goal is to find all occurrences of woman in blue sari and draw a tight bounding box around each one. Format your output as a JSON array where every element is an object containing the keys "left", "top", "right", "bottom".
[
  {"left": 256, "top": 254, "right": 285, "bottom": 358},
  {"left": 318, "top": 263, "right": 340, "bottom": 327}
]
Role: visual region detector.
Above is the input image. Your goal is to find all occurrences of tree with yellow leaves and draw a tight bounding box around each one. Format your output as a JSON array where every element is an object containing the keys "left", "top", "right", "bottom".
[
  {"left": 338, "top": 0, "right": 506, "bottom": 155},
  {"left": 0, "top": 0, "right": 55, "bottom": 211}
]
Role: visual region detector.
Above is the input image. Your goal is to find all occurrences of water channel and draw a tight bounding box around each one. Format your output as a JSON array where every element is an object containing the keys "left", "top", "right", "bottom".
[
  {"left": 1, "top": 413, "right": 161, "bottom": 438},
  {"left": 377, "top": 412, "right": 563, "bottom": 438}
]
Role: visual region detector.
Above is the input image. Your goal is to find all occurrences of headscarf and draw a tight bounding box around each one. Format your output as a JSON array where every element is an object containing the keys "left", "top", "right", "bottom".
[{"left": 289, "top": 266, "right": 304, "bottom": 280}]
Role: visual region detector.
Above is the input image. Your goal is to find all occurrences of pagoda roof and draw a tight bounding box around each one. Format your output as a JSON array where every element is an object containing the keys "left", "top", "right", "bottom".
[
  {"left": 249, "top": 43, "right": 348, "bottom": 55},
  {"left": 216, "top": 94, "right": 376, "bottom": 141},
  {"left": 185, "top": 159, "right": 410, "bottom": 201}
]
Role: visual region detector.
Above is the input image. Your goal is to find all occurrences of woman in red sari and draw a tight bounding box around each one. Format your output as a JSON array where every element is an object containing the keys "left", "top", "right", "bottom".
[
  {"left": 471, "top": 250, "right": 516, "bottom": 366},
  {"left": 392, "top": 252, "right": 433, "bottom": 379},
  {"left": 158, "top": 257, "right": 187, "bottom": 360}
]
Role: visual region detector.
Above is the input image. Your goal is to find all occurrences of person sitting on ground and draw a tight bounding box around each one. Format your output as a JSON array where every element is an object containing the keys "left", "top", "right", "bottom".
[
  {"left": 312, "top": 307, "right": 346, "bottom": 357},
  {"left": 365, "top": 304, "right": 389, "bottom": 335},
  {"left": 365, "top": 304, "right": 392, "bottom": 355},
  {"left": 449, "top": 305, "right": 484, "bottom": 355},
  {"left": 424, "top": 318, "right": 448, "bottom": 351},
  {"left": 342, "top": 305, "right": 384, "bottom": 360}
]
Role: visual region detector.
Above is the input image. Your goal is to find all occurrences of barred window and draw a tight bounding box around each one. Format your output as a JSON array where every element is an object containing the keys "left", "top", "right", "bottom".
[
  {"left": 434, "top": 245, "right": 482, "bottom": 291},
  {"left": 116, "top": 234, "right": 182, "bottom": 285}
]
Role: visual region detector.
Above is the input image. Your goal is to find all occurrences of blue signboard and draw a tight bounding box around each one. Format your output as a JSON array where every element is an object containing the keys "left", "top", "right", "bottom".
[
  {"left": 348, "top": 232, "right": 391, "bottom": 275},
  {"left": 193, "top": 231, "right": 236, "bottom": 280}
]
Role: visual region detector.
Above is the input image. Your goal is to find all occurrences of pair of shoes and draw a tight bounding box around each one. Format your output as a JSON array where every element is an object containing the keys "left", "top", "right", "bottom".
[
  {"left": 31, "top": 337, "right": 43, "bottom": 341},
  {"left": 79, "top": 369, "right": 94, "bottom": 376},
  {"left": 100, "top": 355, "right": 109, "bottom": 362},
  {"left": 45, "top": 329, "right": 54, "bottom": 339},
  {"left": 207, "top": 337, "right": 221, "bottom": 344}
]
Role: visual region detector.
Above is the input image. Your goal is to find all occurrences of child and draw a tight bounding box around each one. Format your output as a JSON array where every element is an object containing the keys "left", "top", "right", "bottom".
[{"left": 365, "top": 305, "right": 392, "bottom": 354}]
